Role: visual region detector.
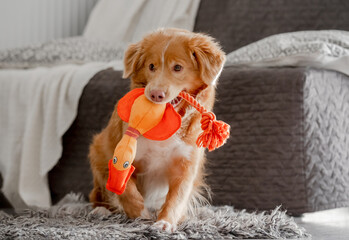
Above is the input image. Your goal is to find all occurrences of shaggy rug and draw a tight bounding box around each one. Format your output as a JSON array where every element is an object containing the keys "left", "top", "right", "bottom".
[{"left": 0, "top": 193, "right": 310, "bottom": 239}]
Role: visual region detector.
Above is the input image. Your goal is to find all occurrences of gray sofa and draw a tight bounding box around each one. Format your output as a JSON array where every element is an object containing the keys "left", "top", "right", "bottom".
[{"left": 24, "top": 0, "right": 349, "bottom": 215}]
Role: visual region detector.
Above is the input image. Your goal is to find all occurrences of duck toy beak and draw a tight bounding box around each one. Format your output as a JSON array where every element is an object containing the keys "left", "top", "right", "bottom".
[{"left": 106, "top": 159, "right": 135, "bottom": 195}]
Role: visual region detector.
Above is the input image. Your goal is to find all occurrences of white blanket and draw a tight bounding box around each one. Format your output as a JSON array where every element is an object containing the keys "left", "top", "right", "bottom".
[{"left": 0, "top": 61, "right": 123, "bottom": 209}]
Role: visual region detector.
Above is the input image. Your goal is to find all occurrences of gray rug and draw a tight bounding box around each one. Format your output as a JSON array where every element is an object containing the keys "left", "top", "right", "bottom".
[{"left": 0, "top": 193, "right": 309, "bottom": 239}]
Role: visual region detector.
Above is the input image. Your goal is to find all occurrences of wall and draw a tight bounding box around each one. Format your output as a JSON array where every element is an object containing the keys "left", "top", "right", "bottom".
[{"left": 0, "top": 0, "right": 97, "bottom": 50}]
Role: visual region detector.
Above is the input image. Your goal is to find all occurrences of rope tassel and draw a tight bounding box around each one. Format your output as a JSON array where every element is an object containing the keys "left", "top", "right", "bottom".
[{"left": 178, "top": 91, "right": 230, "bottom": 151}]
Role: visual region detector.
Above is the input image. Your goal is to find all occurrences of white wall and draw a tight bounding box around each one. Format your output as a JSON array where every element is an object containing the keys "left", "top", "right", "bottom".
[{"left": 0, "top": 0, "right": 98, "bottom": 50}]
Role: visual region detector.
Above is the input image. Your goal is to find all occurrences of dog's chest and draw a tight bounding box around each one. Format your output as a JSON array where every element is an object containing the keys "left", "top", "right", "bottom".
[
  {"left": 134, "top": 134, "right": 192, "bottom": 170},
  {"left": 133, "top": 134, "right": 192, "bottom": 210}
]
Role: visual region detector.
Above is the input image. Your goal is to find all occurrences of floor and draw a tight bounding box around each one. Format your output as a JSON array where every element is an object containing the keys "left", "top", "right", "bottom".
[{"left": 294, "top": 208, "right": 349, "bottom": 240}]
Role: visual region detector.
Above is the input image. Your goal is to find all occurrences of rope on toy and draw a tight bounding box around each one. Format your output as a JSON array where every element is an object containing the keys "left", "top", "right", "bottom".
[{"left": 178, "top": 91, "right": 230, "bottom": 151}]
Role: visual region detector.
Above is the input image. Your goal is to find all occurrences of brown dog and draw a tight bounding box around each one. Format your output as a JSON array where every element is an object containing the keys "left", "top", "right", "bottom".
[{"left": 89, "top": 28, "right": 226, "bottom": 232}]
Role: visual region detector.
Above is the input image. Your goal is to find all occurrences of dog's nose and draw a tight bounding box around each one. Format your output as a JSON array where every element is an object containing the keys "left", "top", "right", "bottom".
[{"left": 150, "top": 90, "right": 165, "bottom": 102}]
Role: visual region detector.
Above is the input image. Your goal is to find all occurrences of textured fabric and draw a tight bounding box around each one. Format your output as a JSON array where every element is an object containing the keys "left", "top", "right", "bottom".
[
  {"left": 83, "top": 0, "right": 200, "bottom": 46},
  {"left": 0, "top": 37, "right": 124, "bottom": 69},
  {"left": 227, "top": 30, "right": 349, "bottom": 62},
  {"left": 206, "top": 66, "right": 349, "bottom": 215},
  {"left": 303, "top": 70, "right": 349, "bottom": 211},
  {"left": 0, "top": 193, "right": 310, "bottom": 239},
  {"left": 194, "top": 0, "right": 349, "bottom": 53},
  {"left": 225, "top": 30, "right": 349, "bottom": 76},
  {"left": 207, "top": 66, "right": 308, "bottom": 214}
]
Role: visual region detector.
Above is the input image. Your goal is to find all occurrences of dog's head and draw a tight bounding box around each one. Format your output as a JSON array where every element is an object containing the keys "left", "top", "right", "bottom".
[{"left": 122, "top": 28, "right": 226, "bottom": 106}]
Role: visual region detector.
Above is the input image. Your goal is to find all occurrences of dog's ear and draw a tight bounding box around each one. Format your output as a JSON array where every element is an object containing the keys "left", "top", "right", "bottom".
[
  {"left": 123, "top": 42, "right": 144, "bottom": 79},
  {"left": 189, "top": 34, "right": 226, "bottom": 85}
]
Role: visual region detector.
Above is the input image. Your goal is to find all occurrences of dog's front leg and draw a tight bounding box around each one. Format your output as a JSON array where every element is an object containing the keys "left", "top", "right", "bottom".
[
  {"left": 154, "top": 150, "right": 200, "bottom": 232},
  {"left": 118, "top": 175, "right": 147, "bottom": 219}
]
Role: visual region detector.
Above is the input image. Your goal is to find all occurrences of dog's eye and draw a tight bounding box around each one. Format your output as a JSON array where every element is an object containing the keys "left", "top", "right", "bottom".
[
  {"left": 113, "top": 157, "right": 117, "bottom": 164},
  {"left": 174, "top": 65, "right": 182, "bottom": 72},
  {"left": 149, "top": 63, "right": 155, "bottom": 72}
]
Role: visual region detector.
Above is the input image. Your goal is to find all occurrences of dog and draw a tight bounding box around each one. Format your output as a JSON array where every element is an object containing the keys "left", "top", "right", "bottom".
[{"left": 89, "top": 28, "right": 226, "bottom": 232}]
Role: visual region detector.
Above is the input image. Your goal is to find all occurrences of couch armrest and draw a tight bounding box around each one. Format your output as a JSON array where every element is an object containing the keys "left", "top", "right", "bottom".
[{"left": 207, "top": 66, "right": 349, "bottom": 214}]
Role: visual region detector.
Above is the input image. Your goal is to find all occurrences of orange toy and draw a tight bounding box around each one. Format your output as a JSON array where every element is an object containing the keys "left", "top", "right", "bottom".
[{"left": 106, "top": 88, "right": 230, "bottom": 195}]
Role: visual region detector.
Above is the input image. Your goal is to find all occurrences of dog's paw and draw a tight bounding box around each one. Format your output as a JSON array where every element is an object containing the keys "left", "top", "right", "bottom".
[
  {"left": 153, "top": 220, "right": 177, "bottom": 233},
  {"left": 140, "top": 208, "right": 152, "bottom": 220},
  {"left": 89, "top": 206, "right": 112, "bottom": 217}
]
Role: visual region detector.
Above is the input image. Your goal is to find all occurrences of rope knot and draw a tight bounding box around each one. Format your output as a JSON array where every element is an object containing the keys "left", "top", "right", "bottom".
[
  {"left": 200, "top": 112, "right": 215, "bottom": 130},
  {"left": 196, "top": 112, "right": 230, "bottom": 151}
]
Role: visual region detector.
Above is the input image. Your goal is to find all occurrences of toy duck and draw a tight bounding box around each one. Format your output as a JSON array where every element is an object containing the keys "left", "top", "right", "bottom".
[
  {"left": 106, "top": 88, "right": 230, "bottom": 195},
  {"left": 106, "top": 88, "right": 181, "bottom": 194}
]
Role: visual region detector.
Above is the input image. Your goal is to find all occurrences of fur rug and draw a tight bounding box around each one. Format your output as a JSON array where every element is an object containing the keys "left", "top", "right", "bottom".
[{"left": 0, "top": 193, "right": 309, "bottom": 239}]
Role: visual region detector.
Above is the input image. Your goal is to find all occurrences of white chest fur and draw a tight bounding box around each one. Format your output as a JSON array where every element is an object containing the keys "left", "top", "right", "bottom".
[
  {"left": 134, "top": 134, "right": 193, "bottom": 210},
  {"left": 135, "top": 134, "right": 192, "bottom": 170}
]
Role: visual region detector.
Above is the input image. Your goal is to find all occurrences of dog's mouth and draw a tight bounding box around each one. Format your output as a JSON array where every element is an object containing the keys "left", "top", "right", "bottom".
[
  {"left": 170, "top": 96, "right": 182, "bottom": 108},
  {"left": 170, "top": 89, "right": 188, "bottom": 108}
]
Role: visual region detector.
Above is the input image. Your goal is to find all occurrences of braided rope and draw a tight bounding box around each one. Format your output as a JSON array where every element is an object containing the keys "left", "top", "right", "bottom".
[
  {"left": 178, "top": 91, "right": 207, "bottom": 114},
  {"left": 178, "top": 91, "right": 230, "bottom": 151}
]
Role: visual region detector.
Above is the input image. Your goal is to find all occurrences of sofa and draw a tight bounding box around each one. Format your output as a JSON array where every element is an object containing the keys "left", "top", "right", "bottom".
[{"left": 3, "top": 0, "right": 349, "bottom": 216}]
